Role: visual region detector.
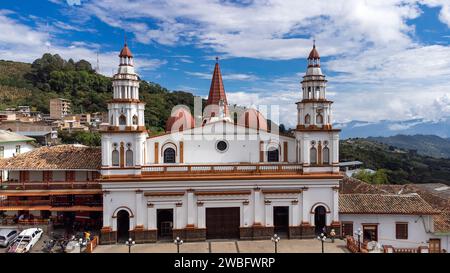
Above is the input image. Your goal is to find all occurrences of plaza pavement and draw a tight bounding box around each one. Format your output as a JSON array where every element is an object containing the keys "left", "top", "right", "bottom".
[{"left": 93, "top": 239, "right": 349, "bottom": 253}]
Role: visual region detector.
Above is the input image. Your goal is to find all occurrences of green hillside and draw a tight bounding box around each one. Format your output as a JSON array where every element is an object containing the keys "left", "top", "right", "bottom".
[
  {"left": 340, "top": 138, "right": 450, "bottom": 185},
  {"left": 368, "top": 134, "right": 450, "bottom": 159},
  {"left": 0, "top": 55, "right": 198, "bottom": 133}
]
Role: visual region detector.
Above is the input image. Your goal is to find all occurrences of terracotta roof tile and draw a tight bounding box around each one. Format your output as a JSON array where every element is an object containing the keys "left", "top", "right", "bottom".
[
  {"left": 339, "top": 193, "right": 439, "bottom": 215},
  {"left": 0, "top": 144, "right": 101, "bottom": 170},
  {"left": 308, "top": 45, "right": 320, "bottom": 59},
  {"left": 206, "top": 60, "right": 227, "bottom": 107},
  {"left": 119, "top": 44, "right": 133, "bottom": 58}
]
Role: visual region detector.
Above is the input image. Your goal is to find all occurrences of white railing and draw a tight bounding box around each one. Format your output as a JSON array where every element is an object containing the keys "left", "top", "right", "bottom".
[{"left": 141, "top": 163, "right": 303, "bottom": 175}]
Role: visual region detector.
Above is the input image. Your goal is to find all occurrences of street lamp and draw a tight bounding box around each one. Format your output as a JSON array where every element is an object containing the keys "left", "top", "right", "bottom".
[
  {"left": 174, "top": 236, "right": 183, "bottom": 253},
  {"left": 77, "top": 238, "right": 87, "bottom": 253},
  {"left": 125, "top": 238, "right": 135, "bottom": 253},
  {"left": 355, "top": 228, "right": 363, "bottom": 252},
  {"left": 317, "top": 233, "right": 326, "bottom": 253},
  {"left": 271, "top": 234, "right": 280, "bottom": 253}
]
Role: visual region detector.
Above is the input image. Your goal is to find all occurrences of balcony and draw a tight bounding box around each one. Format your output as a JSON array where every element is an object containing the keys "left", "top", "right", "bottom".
[
  {"left": 0, "top": 199, "right": 51, "bottom": 207},
  {"left": 141, "top": 163, "right": 303, "bottom": 177},
  {"left": 0, "top": 180, "right": 101, "bottom": 191}
]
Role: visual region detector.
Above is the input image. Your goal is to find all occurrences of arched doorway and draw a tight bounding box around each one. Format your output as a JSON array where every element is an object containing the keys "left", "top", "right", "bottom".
[
  {"left": 314, "top": 206, "right": 326, "bottom": 234},
  {"left": 117, "top": 210, "right": 130, "bottom": 243}
]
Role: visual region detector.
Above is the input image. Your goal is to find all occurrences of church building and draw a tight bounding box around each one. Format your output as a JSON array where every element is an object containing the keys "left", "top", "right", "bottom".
[{"left": 99, "top": 42, "right": 343, "bottom": 244}]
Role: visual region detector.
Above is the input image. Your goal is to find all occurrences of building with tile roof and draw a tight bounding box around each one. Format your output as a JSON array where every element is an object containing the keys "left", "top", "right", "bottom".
[
  {"left": 0, "top": 144, "right": 102, "bottom": 229},
  {"left": 339, "top": 177, "right": 450, "bottom": 252}
]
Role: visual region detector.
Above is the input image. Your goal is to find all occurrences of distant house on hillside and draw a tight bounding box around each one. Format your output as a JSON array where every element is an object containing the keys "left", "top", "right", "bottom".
[
  {"left": 0, "top": 121, "right": 58, "bottom": 146},
  {"left": 0, "top": 130, "right": 37, "bottom": 181}
]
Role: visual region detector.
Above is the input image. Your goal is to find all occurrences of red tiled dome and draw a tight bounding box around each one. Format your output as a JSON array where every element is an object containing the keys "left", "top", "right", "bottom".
[
  {"left": 165, "top": 108, "right": 195, "bottom": 132},
  {"left": 237, "top": 108, "right": 268, "bottom": 131},
  {"left": 308, "top": 45, "right": 320, "bottom": 60},
  {"left": 119, "top": 43, "right": 133, "bottom": 58}
]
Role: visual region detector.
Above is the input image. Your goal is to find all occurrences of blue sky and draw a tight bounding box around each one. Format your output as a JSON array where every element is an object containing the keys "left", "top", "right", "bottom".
[{"left": 1, "top": 0, "right": 450, "bottom": 127}]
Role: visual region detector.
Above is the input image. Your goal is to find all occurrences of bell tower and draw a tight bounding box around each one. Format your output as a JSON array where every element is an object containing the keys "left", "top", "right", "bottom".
[
  {"left": 295, "top": 42, "right": 340, "bottom": 174},
  {"left": 100, "top": 41, "right": 148, "bottom": 176}
]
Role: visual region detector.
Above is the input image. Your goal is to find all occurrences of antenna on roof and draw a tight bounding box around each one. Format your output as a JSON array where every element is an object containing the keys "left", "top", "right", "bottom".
[
  {"left": 215, "top": 56, "right": 219, "bottom": 63},
  {"left": 96, "top": 52, "right": 100, "bottom": 73},
  {"left": 124, "top": 32, "right": 127, "bottom": 45},
  {"left": 313, "top": 39, "right": 316, "bottom": 48}
]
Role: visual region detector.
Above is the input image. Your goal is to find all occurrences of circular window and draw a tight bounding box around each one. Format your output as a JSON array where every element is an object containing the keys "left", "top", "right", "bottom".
[{"left": 216, "top": 140, "right": 228, "bottom": 152}]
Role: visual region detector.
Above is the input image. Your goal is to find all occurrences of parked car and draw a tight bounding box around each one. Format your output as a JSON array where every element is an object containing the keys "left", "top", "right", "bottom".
[
  {"left": 0, "top": 229, "right": 19, "bottom": 247},
  {"left": 7, "top": 228, "right": 43, "bottom": 253}
]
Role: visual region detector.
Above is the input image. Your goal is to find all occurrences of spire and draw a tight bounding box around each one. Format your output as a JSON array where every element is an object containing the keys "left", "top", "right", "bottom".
[
  {"left": 206, "top": 58, "right": 227, "bottom": 107},
  {"left": 119, "top": 34, "right": 133, "bottom": 58}
]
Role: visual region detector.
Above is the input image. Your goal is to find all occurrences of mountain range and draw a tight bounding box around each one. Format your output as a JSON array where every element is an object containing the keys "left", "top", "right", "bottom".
[
  {"left": 335, "top": 117, "right": 450, "bottom": 139},
  {"left": 367, "top": 134, "right": 450, "bottom": 159}
]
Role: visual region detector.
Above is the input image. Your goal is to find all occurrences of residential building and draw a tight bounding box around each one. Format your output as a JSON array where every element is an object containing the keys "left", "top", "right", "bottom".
[{"left": 50, "top": 98, "right": 71, "bottom": 120}]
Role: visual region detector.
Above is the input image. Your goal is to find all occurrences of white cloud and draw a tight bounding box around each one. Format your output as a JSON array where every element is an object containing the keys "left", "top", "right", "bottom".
[{"left": 0, "top": 12, "right": 165, "bottom": 76}]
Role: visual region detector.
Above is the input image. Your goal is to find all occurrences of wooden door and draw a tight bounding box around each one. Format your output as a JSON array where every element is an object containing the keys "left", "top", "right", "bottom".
[
  {"left": 429, "top": 239, "right": 441, "bottom": 253},
  {"left": 206, "top": 207, "right": 240, "bottom": 239}
]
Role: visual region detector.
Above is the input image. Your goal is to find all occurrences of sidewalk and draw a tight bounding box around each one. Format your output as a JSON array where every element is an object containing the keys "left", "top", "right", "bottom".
[{"left": 94, "top": 239, "right": 349, "bottom": 253}]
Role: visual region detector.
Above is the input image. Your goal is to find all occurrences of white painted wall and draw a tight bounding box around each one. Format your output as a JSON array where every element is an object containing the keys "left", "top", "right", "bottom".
[
  {"left": 340, "top": 214, "right": 433, "bottom": 248},
  {"left": 101, "top": 178, "right": 339, "bottom": 232}
]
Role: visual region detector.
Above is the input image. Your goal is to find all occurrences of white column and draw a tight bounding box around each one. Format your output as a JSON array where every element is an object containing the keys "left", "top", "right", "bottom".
[
  {"left": 187, "top": 190, "right": 195, "bottom": 227},
  {"left": 301, "top": 191, "right": 309, "bottom": 224},
  {"left": 135, "top": 190, "right": 143, "bottom": 227},
  {"left": 265, "top": 202, "right": 272, "bottom": 226},
  {"left": 197, "top": 203, "right": 205, "bottom": 228},
  {"left": 332, "top": 188, "right": 339, "bottom": 222},
  {"left": 291, "top": 201, "right": 300, "bottom": 226},
  {"left": 243, "top": 202, "right": 251, "bottom": 227},
  {"left": 332, "top": 134, "right": 339, "bottom": 164},
  {"left": 147, "top": 204, "right": 156, "bottom": 229},
  {"left": 254, "top": 189, "right": 262, "bottom": 225},
  {"left": 101, "top": 137, "right": 108, "bottom": 166},
  {"left": 103, "top": 191, "right": 111, "bottom": 227},
  {"left": 175, "top": 204, "right": 184, "bottom": 229}
]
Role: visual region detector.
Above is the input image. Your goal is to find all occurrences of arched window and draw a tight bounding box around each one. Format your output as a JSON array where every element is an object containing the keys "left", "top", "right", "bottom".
[
  {"left": 233, "top": 112, "right": 238, "bottom": 124},
  {"left": 310, "top": 147, "right": 317, "bottom": 165},
  {"left": 305, "top": 114, "right": 311, "bottom": 124},
  {"left": 322, "top": 146, "right": 330, "bottom": 165},
  {"left": 316, "top": 114, "right": 323, "bottom": 124},
  {"left": 163, "top": 148, "right": 176, "bottom": 163},
  {"left": 110, "top": 115, "right": 114, "bottom": 124},
  {"left": 112, "top": 148, "right": 119, "bottom": 166},
  {"left": 119, "top": 114, "right": 126, "bottom": 125},
  {"left": 132, "top": 115, "right": 138, "bottom": 125},
  {"left": 267, "top": 148, "right": 279, "bottom": 162},
  {"left": 307, "top": 87, "right": 312, "bottom": 99},
  {"left": 126, "top": 147, "right": 133, "bottom": 166}
]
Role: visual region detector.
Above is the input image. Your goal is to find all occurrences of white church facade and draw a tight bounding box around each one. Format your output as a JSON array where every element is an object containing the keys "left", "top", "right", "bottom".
[{"left": 99, "top": 43, "right": 343, "bottom": 243}]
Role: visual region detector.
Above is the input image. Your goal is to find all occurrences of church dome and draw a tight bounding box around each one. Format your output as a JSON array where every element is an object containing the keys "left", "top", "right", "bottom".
[
  {"left": 308, "top": 45, "right": 320, "bottom": 60},
  {"left": 119, "top": 43, "right": 133, "bottom": 58},
  {"left": 237, "top": 108, "right": 268, "bottom": 131},
  {"left": 165, "top": 108, "right": 195, "bottom": 133}
]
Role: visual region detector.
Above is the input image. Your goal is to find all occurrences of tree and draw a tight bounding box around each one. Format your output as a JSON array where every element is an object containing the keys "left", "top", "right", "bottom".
[{"left": 352, "top": 169, "right": 389, "bottom": 184}]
